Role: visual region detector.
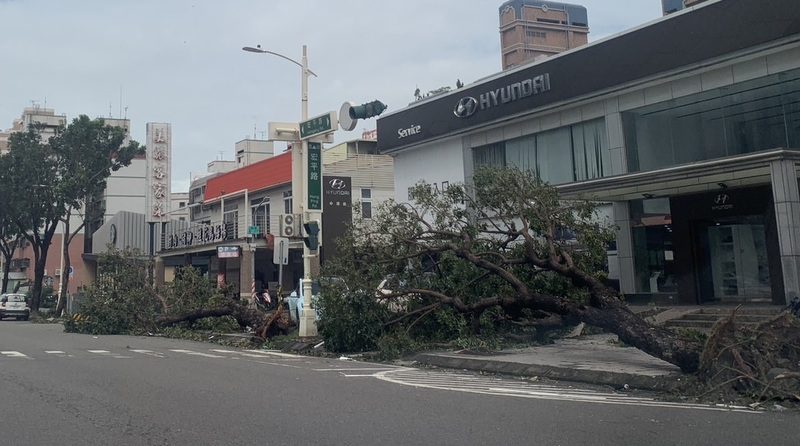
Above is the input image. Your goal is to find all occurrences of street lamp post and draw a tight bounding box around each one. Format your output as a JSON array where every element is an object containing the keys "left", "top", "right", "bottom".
[
  {"left": 243, "top": 44, "right": 319, "bottom": 336},
  {"left": 242, "top": 45, "right": 317, "bottom": 121}
]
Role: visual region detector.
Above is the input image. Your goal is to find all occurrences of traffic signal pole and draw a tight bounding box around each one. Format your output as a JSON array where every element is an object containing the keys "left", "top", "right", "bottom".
[
  {"left": 297, "top": 45, "right": 318, "bottom": 337},
  {"left": 242, "top": 43, "right": 323, "bottom": 337}
]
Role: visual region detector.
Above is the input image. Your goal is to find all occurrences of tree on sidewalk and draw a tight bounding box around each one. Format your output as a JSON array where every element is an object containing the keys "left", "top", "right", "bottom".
[
  {"left": 49, "top": 115, "right": 143, "bottom": 316},
  {"left": 3, "top": 117, "right": 142, "bottom": 313},
  {"left": 321, "top": 167, "right": 703, "bottom": 372},
  {"left": 0, "top": 154, "right": 22, "bottom": 293},
  {"left": 0, "top": 167, "right": 24, "bottom": 293},
  {"left": 4, "top": 128, "right": 64, "bottom": 311}
]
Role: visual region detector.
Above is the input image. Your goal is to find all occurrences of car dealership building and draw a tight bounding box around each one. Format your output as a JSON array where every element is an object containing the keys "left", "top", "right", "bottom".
[{"left": 377, "top": 0, "right": 800, "bottom": 306}]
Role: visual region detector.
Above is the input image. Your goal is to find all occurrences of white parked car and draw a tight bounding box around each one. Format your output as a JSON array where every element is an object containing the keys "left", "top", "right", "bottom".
[{"left": 0, "top": 293, "right": 31, "bottom": 321}]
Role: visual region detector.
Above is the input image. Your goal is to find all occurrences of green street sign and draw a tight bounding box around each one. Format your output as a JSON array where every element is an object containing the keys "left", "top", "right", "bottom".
[
  {"left": 300, "top": 111, "right": 336, "bottom": 140},
  {"left": 307, "top": 142, "right": 322, "bottom": 210},
  {"left": 248, "top": 225, "right": 261, "bottom": 235}
]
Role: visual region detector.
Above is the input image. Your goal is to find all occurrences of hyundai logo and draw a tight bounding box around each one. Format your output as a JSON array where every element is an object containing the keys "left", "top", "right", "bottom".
[
  {"left": 454, "top": 96, "right": 478, "bottom": 118},
  {"left": 328, "top": 178, "right": 347, "bottom": 190}
]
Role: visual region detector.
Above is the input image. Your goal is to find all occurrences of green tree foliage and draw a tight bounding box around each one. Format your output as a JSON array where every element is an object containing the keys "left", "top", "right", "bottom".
[
  {"left": 320, "top": 168, "right": 703, "bottom": 371},
  {"left": 3, "top": 127, "right": 63, "bottom": 311},
  {"left": 64, "top": 248, "right": 159, "bottom": 335},
  {"left": 0, "top": 154, "right": 24, "bottom": 293},
  {"left": 50, "top": 116, "right": 144, "bottom": 315},
  {"left": 65, "top": 248, "right": 231, "bottom": 335},
  {"left": 316, "top": 285, "right": 389, "bottom": 353},
  {"left": 1, "top": 117, "right": 143, "bottom": 312}
]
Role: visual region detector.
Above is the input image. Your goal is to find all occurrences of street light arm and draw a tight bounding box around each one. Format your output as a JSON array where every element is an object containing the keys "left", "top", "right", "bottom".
[{"left": 242, "top": 46, "right": 318, "bottom": 77}]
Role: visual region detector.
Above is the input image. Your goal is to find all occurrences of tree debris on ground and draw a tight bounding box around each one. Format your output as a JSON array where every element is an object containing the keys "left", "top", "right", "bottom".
[{"left": 697, "top": 307, "right": 800, "bottom": 406}]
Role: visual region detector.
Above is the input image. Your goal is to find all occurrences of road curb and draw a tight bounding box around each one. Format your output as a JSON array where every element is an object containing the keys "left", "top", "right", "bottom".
[{"left": 412, "top": 353, "right": 682, "bottom": 391}]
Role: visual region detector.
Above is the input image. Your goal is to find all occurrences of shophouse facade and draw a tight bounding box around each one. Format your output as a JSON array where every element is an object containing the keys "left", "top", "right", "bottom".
[
  {"left": 377, "top": 0, "right": 800, "bottom": 306},
  {"left": 153, "top": 139, "right": 393, "bottom": 299}
]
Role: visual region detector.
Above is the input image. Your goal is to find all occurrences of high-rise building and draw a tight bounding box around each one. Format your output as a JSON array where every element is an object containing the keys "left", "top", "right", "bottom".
[
  {"left": 662, "top": 0, "right": 710, "bottom": 15},
  {"left": 499, "top": 0, "right": 589, "bottom": 70}
]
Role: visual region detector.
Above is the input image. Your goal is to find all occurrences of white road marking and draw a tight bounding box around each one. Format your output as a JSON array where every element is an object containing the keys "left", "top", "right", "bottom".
[
  {"left": 1, "top": 351, "right": 29, "bottom": 358},
  {"left": 315, "top": 367, "right": 399, "bottom": 372},
  {"left": 45, "top": 350, "right": 65, "bottom": 354},
  {"left": 87, "top": 349, "right": 131, "bottom": 359},
  {"left": 374, "top": 369, "right": 756, "bottom": 413},
  {"left": 130, "top": 349, "right": 165, "bottom": 358},
  {"left": 242, "top": 359, "right": 305, "bottom": 369},
  {"left": 169, "top": 349, "right": 224, "bottom": 358},
  {"left": 244, "top": 349, "right": 302, "bottom": 359},
  {"left": 210, "top": 349, "right": 274, "bottom": 358}
]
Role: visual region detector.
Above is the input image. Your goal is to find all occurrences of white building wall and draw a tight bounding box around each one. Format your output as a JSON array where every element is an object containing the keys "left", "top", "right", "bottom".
[
  {"left": 105, "top": 158, "right": 147, "bottom": 222},
  {"left": 392, "top": 137, "right": 465, "bottom": 202}
]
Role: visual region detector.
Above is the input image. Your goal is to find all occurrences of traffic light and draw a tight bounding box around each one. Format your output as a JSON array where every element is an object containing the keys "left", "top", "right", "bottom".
[
  {"left": 303, "top": 220, "right": 320, "bottom": 251},
  {"left": 339, "top": 100, "right": 388, "bottom": 131},
  {"left": 348, "top": 100, "right": 388, "bottom": 120}
]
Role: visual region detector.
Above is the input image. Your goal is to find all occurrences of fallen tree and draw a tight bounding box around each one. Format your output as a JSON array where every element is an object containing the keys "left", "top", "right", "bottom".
[
  {"left": 64, "top": 248, "right": 291, "bottom": 340},
  {"left": 324, "top": 168, "right": 707, "bottom": 371},
  {"left": 322, "top": 169, "right": 800, "bottom": 402},
  {"left": 154, "top": 301, "right": 292, "bottom": 339}
]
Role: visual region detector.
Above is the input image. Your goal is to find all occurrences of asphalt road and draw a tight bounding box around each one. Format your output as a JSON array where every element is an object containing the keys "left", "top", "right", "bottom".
[{"left": 1, "top": 322, "right": 797, "bottom": 446}]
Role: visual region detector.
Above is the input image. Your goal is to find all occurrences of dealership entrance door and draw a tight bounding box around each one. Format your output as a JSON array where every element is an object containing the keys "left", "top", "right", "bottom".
[
  {"left": 694, "top": 216, "right": 772, "bottom": 303},
  {"left": 669, "top": 186, "right": 785, "bottom": 305}
]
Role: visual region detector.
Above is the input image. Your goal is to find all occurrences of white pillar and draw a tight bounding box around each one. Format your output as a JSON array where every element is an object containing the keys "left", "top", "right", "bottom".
[
  {"left": 613, "top": 201, "right": 637, "bottom": 295},
  {"left": 770, "top": 159, "right": 800, "bottom": 304}
]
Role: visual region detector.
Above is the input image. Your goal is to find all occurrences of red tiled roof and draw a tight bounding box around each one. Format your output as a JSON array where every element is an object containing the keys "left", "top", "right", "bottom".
[{"left": 204, "top": 151, "right": 292, "bottom": 201}]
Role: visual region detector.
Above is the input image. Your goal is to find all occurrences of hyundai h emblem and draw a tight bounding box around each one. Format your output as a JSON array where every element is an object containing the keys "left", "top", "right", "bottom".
[
  {"left": 328, "top": 178, "right": 347, "bottom": 190},
  {"left": 454, "top": 97, "right": 478, "bottom": 118}
]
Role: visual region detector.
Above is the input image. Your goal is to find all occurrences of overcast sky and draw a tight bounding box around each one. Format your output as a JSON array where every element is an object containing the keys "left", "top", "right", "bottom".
[{"left": 0, "top": 0, "right": 663, "bottom": 191}]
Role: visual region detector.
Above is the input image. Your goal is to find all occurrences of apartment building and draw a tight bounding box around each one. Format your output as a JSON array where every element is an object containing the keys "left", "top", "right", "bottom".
[{"left": 500, "top": 0, "right": 589, "bottom": 70}]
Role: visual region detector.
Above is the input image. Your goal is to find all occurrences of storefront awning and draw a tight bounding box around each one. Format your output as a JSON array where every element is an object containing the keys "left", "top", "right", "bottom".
[{"left": 557, "top": 149, "right": 800, "bottom": 201}]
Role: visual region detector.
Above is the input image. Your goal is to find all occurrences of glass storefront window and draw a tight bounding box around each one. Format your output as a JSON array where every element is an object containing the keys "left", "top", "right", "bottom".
[
  {"left": 572, "top": 119, "right": 610, "bottom": 181},
  {"left": 630, "top": 198, "right": 677, "bottom": 293},
  {"left": 505, "top": 135, "right": 536, "bottom": 172},
  {"left": 624, "top": 69, "right": 800, "bottom": 172},
  {"left": 473, "top": 142, "right": 506, "bottom": 168},
  {"left": 536, "top": 127, "right": 573, "bottom": 184},
  {"left": 473, "top": 118, "right": 608, "bottom": 184}
]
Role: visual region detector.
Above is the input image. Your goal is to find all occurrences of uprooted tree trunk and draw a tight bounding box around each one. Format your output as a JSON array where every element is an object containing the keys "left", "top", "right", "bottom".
[
  {"left": 698, "top": 308, "right": 800, "bottom": 403},
  {"left": 156, "top": 301, "right": 293, "bottom": 340},
  {"left": 402, "top": 280, "right": 702, "bottom": 372}
]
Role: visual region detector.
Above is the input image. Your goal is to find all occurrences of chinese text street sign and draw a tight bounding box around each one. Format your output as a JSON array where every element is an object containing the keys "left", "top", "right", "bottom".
[
  {"left": 308, "top": 142, "right": 322, "bottom": 210},
  {"left": 300, "top": 111, "right": 336, "bottom": 140}
]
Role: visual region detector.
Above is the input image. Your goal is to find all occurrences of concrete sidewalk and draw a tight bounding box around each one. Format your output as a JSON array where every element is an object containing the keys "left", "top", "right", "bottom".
[{"left": 412, "top": 334, "right": 684, "bottom": 391}]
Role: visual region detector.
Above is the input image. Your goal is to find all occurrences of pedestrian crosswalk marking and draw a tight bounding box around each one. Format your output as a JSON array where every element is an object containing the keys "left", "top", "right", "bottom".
[
  {"left": 87, "top": 349, "right": 131, "bottom": 359},
  {"left": 211, "top": 349, "right": 271, "bottom": 358},
  {"left": 130, "top": 349, "right": 165, "bottom": 358},
  {"left": 169, "top": 349, "right": 224, "bottom": 358},
  {"left": 244, "top": 349, "right": 301, "bottom": 359}
]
